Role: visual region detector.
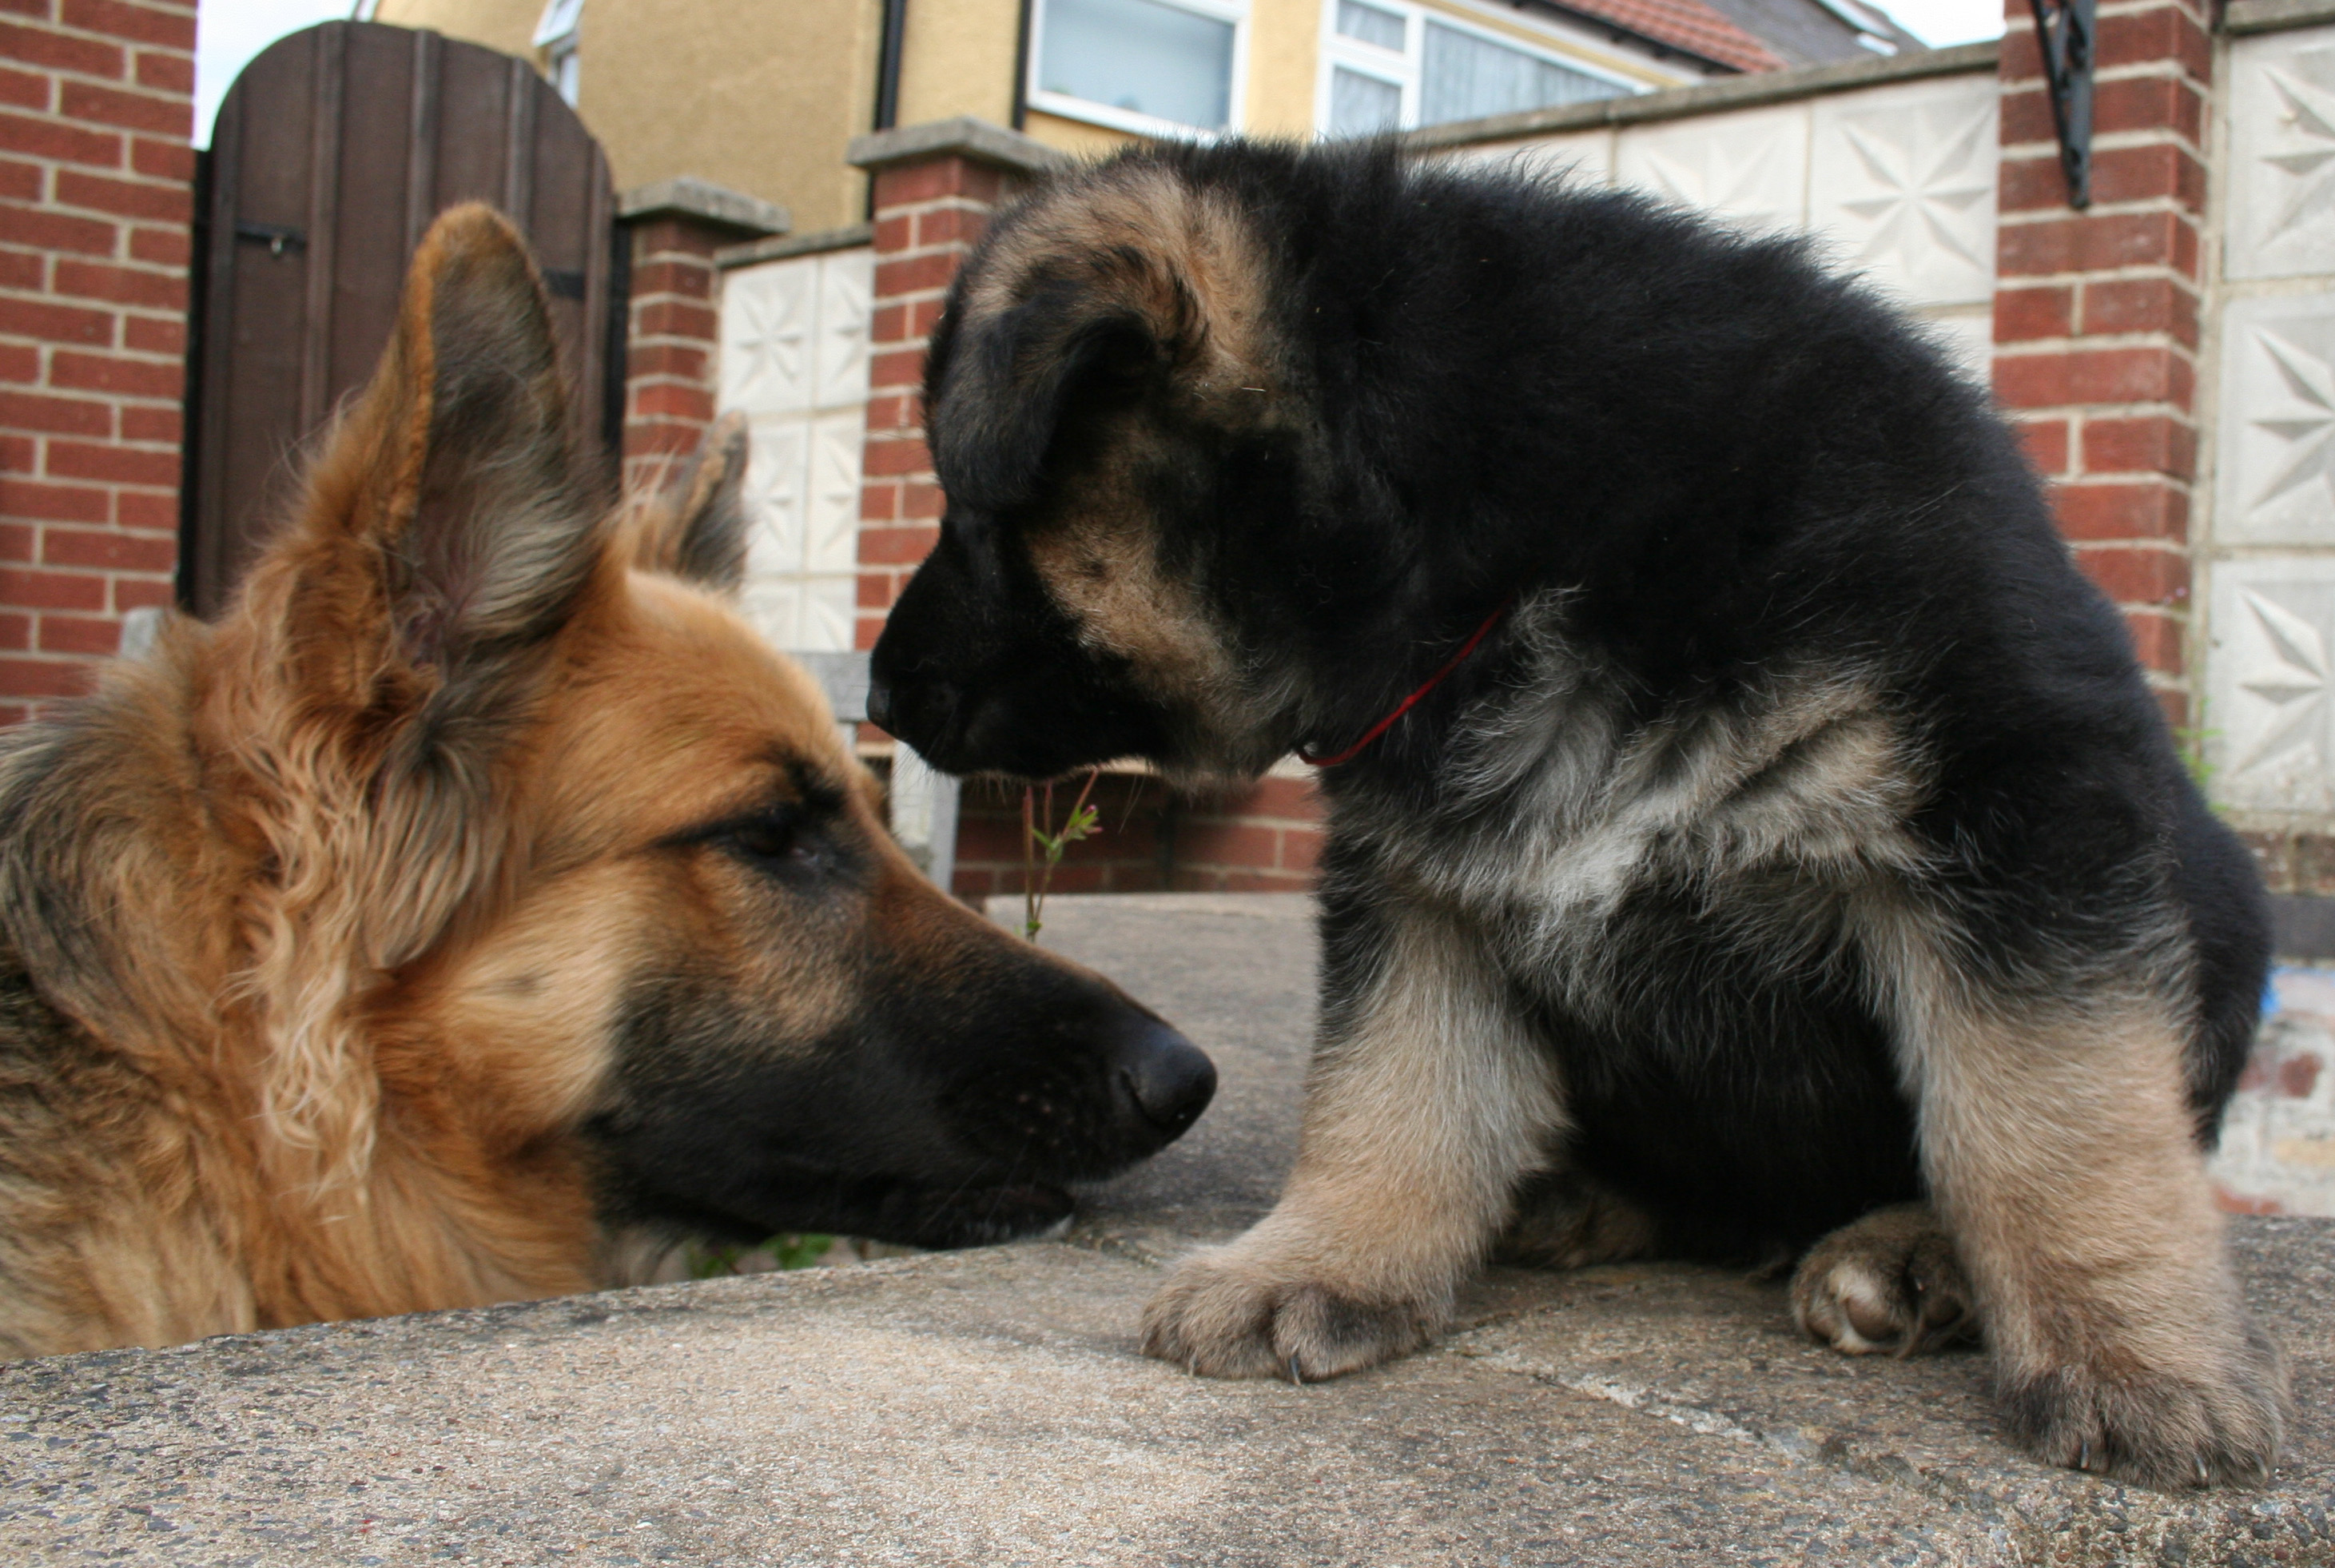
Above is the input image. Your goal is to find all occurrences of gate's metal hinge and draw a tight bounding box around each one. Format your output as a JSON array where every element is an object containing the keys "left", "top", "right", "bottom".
[
  {"left": 233, "top": 221, "right": 307, "bottom": 257},
  {"left": 2027, "top": 0, "right": 2095, "bottom": 210}
]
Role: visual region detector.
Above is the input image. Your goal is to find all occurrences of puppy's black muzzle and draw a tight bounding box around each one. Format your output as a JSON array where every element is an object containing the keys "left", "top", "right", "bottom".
[{"left": 871, "top": 514, "right": 1178, "bottom": 778}]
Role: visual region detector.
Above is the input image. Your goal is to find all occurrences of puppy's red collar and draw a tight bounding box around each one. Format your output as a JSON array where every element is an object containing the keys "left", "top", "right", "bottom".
[{"left": 1297, "top": 598, "right": 1514, "bottom": 768}]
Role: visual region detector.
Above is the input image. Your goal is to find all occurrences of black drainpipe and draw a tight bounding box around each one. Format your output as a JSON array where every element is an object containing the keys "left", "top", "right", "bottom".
[
  {"left": 873, "top": 0, "right": 908, "bottom": 129},
  {"left": 867, "top": 0, "right": 909, "bottom": 217},
  {"left": 1010, "top": 0, "right": 1032, "bottom": 130}
]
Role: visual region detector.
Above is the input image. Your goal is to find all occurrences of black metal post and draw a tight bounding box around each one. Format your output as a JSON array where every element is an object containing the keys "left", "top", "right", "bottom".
[{"left": 2027, "top": 0, "right": 2095, "bottom": 210}]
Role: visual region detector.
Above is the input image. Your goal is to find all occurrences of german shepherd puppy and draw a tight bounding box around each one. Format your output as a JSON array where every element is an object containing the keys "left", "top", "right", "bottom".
[
  {"left": 868, "top": 141, "right": 2285, "bottom": 1488},
  {"left": 0, "top": 205, "right": 1214, "bottom": 1360}
]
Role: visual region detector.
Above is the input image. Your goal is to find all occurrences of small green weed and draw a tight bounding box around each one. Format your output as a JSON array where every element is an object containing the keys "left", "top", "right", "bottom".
[
  {"left": 685, "top": 1233, "right": 836, "bottom": 1278},
  {"left": 1021, "top": 769, "right": 1102, "bottom": 942},
  {"left": 2175, "top": 698, "right": 2221, "bottom": 800}
]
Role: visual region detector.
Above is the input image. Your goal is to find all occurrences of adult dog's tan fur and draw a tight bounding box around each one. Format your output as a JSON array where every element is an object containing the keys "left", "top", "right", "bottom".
[
  {"left": 0, "top": 205, "right": 1217, "bottom": 1359},
  {"left": 0, "top": 213, "right": 833, "bottom": 1353}
]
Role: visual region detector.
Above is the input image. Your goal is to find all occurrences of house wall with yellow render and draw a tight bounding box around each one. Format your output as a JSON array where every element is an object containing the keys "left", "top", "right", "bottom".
[
  {"left": 894, "top": 0, "right": 1017, "bottom": 129},
  {"left": 1244, "top": 0, "right": 1321, "bottom": 137},
  {"left": 372, "top": 0, "right": 1700, "bottom": 237},
  {"left": 375, "top": 0, "right": 884, "bottom": 233},
  {"left": 372, "top": 0, "right": 536, "bottom": 58}
]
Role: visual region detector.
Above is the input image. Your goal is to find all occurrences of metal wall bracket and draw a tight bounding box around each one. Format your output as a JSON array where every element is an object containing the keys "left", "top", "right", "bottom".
[
  {"left": 2027, "top": 0, "right": 2097, "bottom": 209},
  {"left": 233, "top": 220, "right": 306, "bottom": 257}
]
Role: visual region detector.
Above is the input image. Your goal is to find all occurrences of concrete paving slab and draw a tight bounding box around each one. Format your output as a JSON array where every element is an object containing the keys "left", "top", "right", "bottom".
[
  {"left": 1018, "top": 894, "right": 1316, "bottom": 1256},
  {"left": 0, "top": 1247, "right": 2080, "bottom": 1567},
  {"left": 3, "top": 894, "right": 2332, "bottom": 1566}
]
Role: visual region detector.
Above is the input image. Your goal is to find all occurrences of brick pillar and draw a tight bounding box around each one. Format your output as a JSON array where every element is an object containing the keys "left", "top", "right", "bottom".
[
  {"left": 841, "top": 118, "right": 1328, "bottom": 899},
  {"left": 845, "top": 117, "right": 1061, "bottom": 652},
  {"left": 0, "top": 0, "right": 193, "bottom": 722},
  {"left": 1992, "top": 0, "right": 2212, "bottom": 725},
  {"left": 615, "top": 177, "right": 788, "bottom": 495}
]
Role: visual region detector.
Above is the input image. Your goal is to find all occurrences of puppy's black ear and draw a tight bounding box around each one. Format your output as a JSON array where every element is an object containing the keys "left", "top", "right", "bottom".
[
  {"left": 925, "top": 257, "right": 1186, "bottom": 511},
  {"left": 631, "top": 412, "right": 751, "bottom": 591}
]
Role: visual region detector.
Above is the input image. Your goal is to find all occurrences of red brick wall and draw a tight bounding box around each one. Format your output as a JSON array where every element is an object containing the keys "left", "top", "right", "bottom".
[
  {"left": 621, "top": 216, "right": 722, "bottom": 495},
  {"left": 1992, "top": 0, "right": 2210, "bottom": 726},
  {"left": 856, "top": 153, "right": 1009, "bottom": 651},
  {"left": 0, "top": 0, "right": 191, "bottom": 721},
  {"left": 950, "top": 772, "right": 1324, "bottom": 899}
]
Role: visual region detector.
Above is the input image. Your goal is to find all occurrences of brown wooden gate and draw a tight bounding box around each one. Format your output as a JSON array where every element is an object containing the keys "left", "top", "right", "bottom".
[{"left": 185, "top": 21, "right": 623, "bottom": 617}]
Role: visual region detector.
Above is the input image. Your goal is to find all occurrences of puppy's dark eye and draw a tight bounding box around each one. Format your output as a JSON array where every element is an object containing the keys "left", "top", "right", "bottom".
[{"left": 722, "top": 813, "right": 808, "bottom": 868}]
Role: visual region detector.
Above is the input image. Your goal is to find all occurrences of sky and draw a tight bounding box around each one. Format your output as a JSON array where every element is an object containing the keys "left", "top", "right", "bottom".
[
  {"left": 1875, "top": 0, "right": 2009, "bottom": 49},
  {"left": 191, "top": 0, "right": 2010, "bottom": 149},
  {"left": 193, "top": 0, "right": 356, "bottom": 145}
]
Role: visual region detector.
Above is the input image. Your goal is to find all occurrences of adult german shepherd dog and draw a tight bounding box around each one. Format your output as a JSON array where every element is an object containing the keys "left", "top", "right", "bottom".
[
  {"left": 0, "top": 205, "right": 1214, "bottom": 1359},
  {"left": 868, "top": 141, "right": 2285, "bottom": 1487}
]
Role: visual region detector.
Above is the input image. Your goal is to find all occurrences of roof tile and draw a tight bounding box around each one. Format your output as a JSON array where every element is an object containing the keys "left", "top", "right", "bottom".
[{"left": 1557, "top": 0, "right": 1788, "bottom": 73}]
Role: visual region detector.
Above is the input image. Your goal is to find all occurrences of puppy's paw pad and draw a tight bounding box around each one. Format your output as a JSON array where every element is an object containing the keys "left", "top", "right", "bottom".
[
  {"left": 2005, "top": 1343, "right": 2287, "bottom": 1490},
  {"left": 1791, "top": 1210, "right": 1975, "bottom": 1358},
  {"left": 1140, "top": 1253, "right": 1436, "bottom": 1383}
]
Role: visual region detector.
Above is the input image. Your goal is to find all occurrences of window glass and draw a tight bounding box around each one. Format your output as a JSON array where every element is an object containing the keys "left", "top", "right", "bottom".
[
  {"left": 1330, "top": 66, "right": 1402, "bottom": 134},
  {"left": 531, "top": 0, "right": 582, "bottom": 47},
  {"left": 1335, "top": 0, "right": 1406, "bottom": 50},
  {"left": 534, "top": 0, "right": 581, "bottom": 106},
  {"left": 1418, "top": 20, "right": 1625, "bottom": 125},
  {"left": 1040, "top": 0, "right": 1236, "bottom": 129}
]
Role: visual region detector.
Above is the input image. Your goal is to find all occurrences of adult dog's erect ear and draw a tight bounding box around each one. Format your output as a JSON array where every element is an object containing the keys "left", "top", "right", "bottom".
[
  {"left": 629, "top": 411, "right": 750, "bottom": 591},
  {"left": 277, "top": 202, "right": 603, "bottom": 710},
  {"left": 380, "top": 203, "right": 601, "bottom": 670}
]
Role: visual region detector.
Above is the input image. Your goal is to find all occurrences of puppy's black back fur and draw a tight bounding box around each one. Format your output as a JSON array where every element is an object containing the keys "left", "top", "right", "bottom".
[
  {"left": 916, "top": 139, "right": 2268, "bottom": 1262},
  {"left": 884, "top": 138, "right": 2288, "bottom": 1483}
]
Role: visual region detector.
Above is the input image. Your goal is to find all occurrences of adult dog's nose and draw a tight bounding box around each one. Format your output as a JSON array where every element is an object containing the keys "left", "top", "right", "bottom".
[
  {"left": 1112, "top": 1017, "right": 1216, "bottom": 1139},
  {"left": 864, "top": 675, "right": 895, "bottom": 734}
]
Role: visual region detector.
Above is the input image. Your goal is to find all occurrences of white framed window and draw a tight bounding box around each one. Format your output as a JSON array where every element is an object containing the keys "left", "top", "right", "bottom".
[
  {"left": 1028, "top": 0, "right": 1249, "bottom": 137},
  {"left": 533, "top": 0, "right": 583, "bottom": 105},
  {"left": 1813, "top": 0, "right": 1900, "bottom": 54},
  {"left": 1318, "top": 0, "right": 1637, "bottom": 137}
]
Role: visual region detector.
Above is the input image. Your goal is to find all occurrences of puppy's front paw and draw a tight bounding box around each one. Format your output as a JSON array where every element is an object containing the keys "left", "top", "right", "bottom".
[
  {"left": 1140, "top": 1246, "right": 1442, "bottom": 1382},
  {"left": 2002, "top": 1326, "right": 2287, "bottom": 1490},
  {"left": 1792, "top": 1204, "right": 1977, "bottom": 1357}
]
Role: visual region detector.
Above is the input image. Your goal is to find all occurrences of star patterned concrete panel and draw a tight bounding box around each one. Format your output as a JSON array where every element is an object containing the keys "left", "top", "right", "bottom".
[
  {"left": 718, "top": 246, "right": 873, "bottom": 655},
  {"left": 1808, "top": 74, "right": 1997, "bottom": 308},
  {"left": 2214, "top": 292, "right": 2335, "bottom": 551},
  {"left": 1614, "top": 99, "right": 1810, "bottom": 237},
  {"left": 2226, "top": 28, "right": 2335, "bottom": 284},
  {"left": 2206, "top": 552, "right": 2335, "bottom": 814},
  {"left": 1448, "top": 68, "right": 2000, "bottom": 336}
]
